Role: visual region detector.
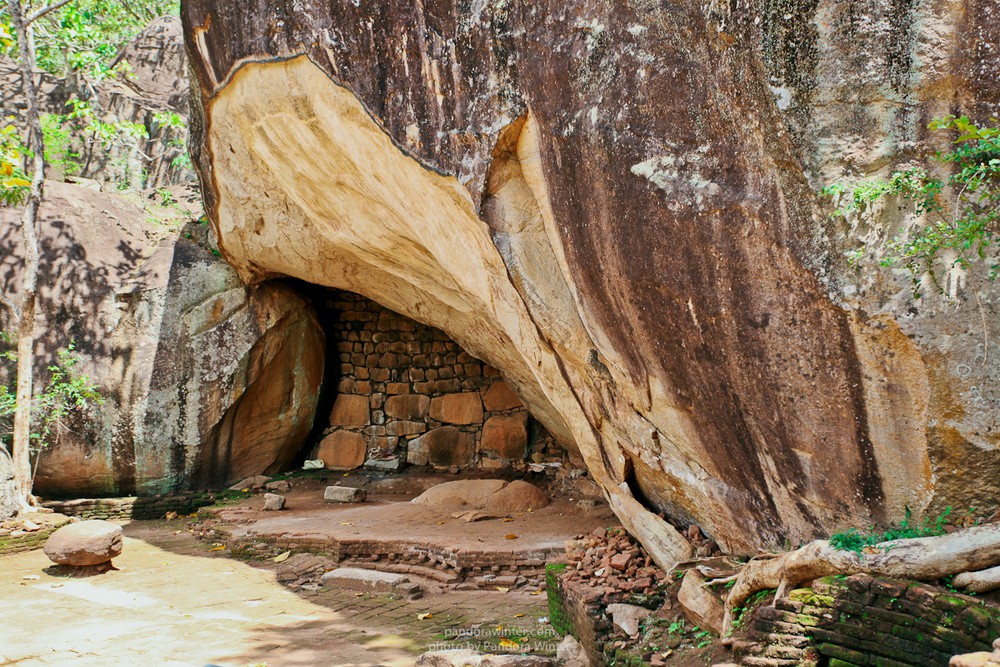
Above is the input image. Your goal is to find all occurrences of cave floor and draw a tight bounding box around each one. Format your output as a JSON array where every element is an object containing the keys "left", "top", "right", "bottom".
[
  {"left": 209, "top": 470, "right": 616, "bottom": 555},
  {"left": 0, "top": 520, "right": 556, "bottom": 667}
]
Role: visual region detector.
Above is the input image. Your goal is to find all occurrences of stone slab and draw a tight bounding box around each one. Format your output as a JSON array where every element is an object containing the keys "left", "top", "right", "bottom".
[{"left": 324, "top": 486, "right": 367, "bottom": 503}]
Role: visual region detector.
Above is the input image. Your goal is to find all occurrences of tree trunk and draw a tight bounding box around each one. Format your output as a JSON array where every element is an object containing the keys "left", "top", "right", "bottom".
[
  {"left": 720, "top": 523, "right": 1000, "bottom": 634},
  {"left": 8, "top": 0, "right": 46, "bottom": 514}
]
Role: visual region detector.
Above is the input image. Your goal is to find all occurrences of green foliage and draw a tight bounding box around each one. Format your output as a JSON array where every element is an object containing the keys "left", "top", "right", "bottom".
[
  {"left": 829, "top": 507, "right": 953, "bottom": 554},
  {"left": 68, "top": 98, "right": 148, "bottom": 149},
  {"left": 2, "top": 1, "right": 192, "bottom": 195},
  {"left": 2, "top": 0, "right": 179, "bottom": 79},
  {"left": 0, "top": 333, "right": 103, "bottom": 457},
  {"left": 824, "top": 116, "right": 1000, "bottom": 294},
  {"left": 729, "top": 589, "right": 773, "bottom": 634},
  {"left": 40, "top": 113, "right": 80, "bottom": 176},
  {"left": 0, "top": 121, "right": 29, "bottom": 205}
]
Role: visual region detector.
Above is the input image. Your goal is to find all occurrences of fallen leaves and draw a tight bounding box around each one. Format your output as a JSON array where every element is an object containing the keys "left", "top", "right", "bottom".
[
  {"left": 417, "top": 612, "right": 433, "bottom": 620},
  {"left": 209, "top": 545, "right": 226, "bottom": 552},
  {"left": 273, "top": 551, "right": 291, "bottom": 563},
  {"left": 504, "top": 533, "right": 518, "bottom": 540}
]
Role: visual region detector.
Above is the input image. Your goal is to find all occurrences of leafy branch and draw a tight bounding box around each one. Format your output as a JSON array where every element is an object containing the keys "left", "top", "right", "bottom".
[{"left": 823, "top": 116, "right": 1000, "bottom": 298}]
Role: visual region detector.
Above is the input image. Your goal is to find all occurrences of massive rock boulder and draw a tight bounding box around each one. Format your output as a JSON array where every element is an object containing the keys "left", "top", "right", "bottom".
[
  {"left": 0, "top": 182, "right": 324, "bottom": 496},
  {"left": 181, "top": 1, "right": 999, "bottom": 560}
]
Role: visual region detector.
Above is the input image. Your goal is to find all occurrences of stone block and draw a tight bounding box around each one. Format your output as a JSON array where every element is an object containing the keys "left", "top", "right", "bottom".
[
  {"left": 385, "top": 394, "right": 430, "bottom": 420},
  {"left": 407, "top": 426, "right": 474, "bottom": 467},
  {"left": 429, "top": 393, "right": 482, "bottom": 424},
  {"left": 386, "top": 420, "right": 427, "bottom": 436},
  {"left": 315, "top": 431, "right": 366, "bottom": 470},
  {"left": 263, "top": 493, "right": 286, "bottom": 511},
  {"left": 329, "top": 394, "right": 370, "bottom": 426},
  {"left": 321, "top": 566, "right": 409, "bottom": 589},
  {"left": 482, "top": 381, "right": 522, "bottom": 411},
  {"left": 364, "top": 457, "right": 405, "bottom": 472},
  {"left": 480, "top": 413, "right": 528, "bottom": 460},
  {"left": 324, "top": 486, "right": 367, "bottom": 503}
]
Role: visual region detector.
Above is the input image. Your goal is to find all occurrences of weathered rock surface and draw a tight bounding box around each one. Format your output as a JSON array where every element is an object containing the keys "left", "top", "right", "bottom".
[
  {"left": 412, "top": 479, "right": 547, "bottom": 514},
  {"left": 328, "top": 394, "right": 370, "bottom": 427},
  {"left": 43, "top": 519, "right": 123, "bottom": 566},
  {"left": 556, "top": 635, "right": 591, "bottom": 667},
  {"left": 605, "top": 603, "right": 652, "bottom": 638},
  {"left": 677, "top": 569, "right": 725, "bottom": 635},
  {"left": 182, "top": 1, "right": 1000, "bottom": 558},
  {"left": 482, "top": 480, "right": 550, "bottom": 514},
  {"left": 480, "top": 413, "right": 529, "bottom": 461},
  {"left": 0, "top": 449, "right": 16, "bottom": 520},
  {"left": 428, "top": 393, "right": 484, "bottom": 425},
  {"left": 0, "top": 182, "right": 324, "bottom": 496},
  {"left": 411, "top": 479, "right": 509, "bottom": 510}
]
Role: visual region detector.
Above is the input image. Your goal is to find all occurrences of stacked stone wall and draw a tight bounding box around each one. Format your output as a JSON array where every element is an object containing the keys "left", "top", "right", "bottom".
[
  {"left": 313, "top": 291, "right": 560, "bottom": 470},
  {"left": 737, "top": 574, "right": 1000, "bottom": 667},
  {"left": 43, "top": 493, "right": 215, "bottom": 521}
]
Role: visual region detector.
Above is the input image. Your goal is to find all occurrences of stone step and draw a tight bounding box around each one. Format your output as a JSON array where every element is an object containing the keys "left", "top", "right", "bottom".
[{"left": 319, "top": 566, "right": 422, "bottom": 598}]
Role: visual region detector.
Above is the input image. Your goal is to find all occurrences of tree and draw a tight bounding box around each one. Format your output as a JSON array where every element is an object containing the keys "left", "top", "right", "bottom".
[
  {"left": 0, "top": 336, "right": 102, "bottom": 488},
  {"left": 5, "top": 0, "right": 50, "bottom": 513},
  {"left": 1, "top": 0, "right": 180, "bottom": 514}
]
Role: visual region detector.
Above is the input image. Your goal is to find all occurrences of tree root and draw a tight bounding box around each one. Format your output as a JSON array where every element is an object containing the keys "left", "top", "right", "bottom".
[
  {"left": 954, "top": 565, "right": 1000, "bottom": 593},
  {"left": 718, "top": 523, "right": 1000, "bottom": 634}
]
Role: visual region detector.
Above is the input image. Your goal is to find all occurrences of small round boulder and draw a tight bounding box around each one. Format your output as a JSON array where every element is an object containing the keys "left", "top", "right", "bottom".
[{"left": 43, "top": 520, "right": 123, "bottom": 566}]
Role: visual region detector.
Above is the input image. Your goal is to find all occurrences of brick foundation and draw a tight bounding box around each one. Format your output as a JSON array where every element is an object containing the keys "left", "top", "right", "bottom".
[
  {"left": 221, "top": 526, "right": 561, "bottom": 591},
  {"left": 737, "top": 574, "right": 1000, "bottom": 667}
]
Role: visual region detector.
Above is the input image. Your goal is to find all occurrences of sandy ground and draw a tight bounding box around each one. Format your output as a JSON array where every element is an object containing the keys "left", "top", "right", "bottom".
[{"left": 0, "top": 523, "right": 553, "bottom": 667}]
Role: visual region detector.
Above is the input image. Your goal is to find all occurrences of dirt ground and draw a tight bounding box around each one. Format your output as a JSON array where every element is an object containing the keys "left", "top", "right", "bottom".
[
  {"left": 0, "top": 521, "right": 556, "bottom": 667},
  {"left": 212, "top": 471, "right": 615, "bottom": 554},
  {"left": 0, "top": 473, "right": 607, "bottom": 666}
]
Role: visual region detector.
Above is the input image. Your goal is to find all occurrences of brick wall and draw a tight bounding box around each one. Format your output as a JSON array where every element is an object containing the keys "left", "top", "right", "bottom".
[
  {"left": 738, "top": 574, "right": 1000, "bottom": 667},
  {"left": 312, "top": 291, "right": 559, "bottom": 471}
]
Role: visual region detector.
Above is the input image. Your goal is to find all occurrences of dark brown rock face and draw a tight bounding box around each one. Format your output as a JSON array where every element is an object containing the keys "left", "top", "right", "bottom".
[{"left": 182, "top": 1, "right": 999, "bottom": 559}]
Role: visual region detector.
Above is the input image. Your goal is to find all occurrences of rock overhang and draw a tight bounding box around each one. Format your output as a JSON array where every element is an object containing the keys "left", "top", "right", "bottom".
[{"left": 180, "top": 0, "right": 996, "bottom": 561}]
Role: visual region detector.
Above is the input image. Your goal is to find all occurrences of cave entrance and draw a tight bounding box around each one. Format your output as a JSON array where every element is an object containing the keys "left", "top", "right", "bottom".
[{"left": 297, "top": 286, "right": 562, "bottom": 475}]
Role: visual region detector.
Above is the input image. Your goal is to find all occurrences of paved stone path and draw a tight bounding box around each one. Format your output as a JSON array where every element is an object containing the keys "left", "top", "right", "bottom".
[{"left": 0, "top": 525, "right": 551, "bottom": 666}]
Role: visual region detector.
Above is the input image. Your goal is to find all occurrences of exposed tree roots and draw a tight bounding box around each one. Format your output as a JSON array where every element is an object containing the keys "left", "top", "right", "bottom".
[{"left": 716, "top": 523, "right": 1000, "bottom": 634}]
